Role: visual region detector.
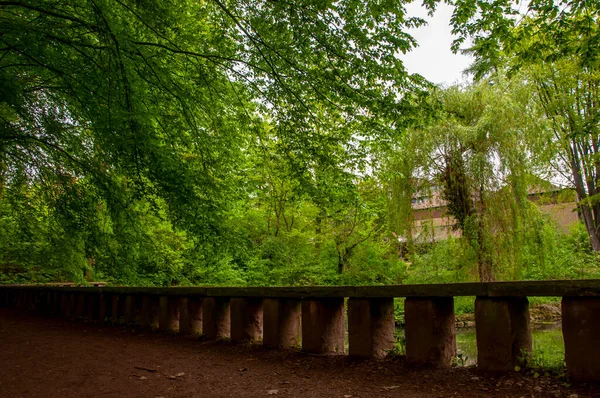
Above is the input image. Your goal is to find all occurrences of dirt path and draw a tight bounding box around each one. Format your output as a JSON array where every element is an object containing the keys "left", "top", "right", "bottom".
[{"left": 0, "top": 309, "right": 598, "bottom": 398}]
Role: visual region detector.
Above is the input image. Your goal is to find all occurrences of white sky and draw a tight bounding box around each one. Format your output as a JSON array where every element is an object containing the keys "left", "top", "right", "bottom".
[{"left": 400, "top": 2, "right": 474, "bottom": 86}]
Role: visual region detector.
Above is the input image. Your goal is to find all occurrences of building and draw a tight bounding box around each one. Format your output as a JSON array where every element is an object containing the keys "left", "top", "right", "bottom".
[{"left": 407, "top": 185, "right": 579, "bottom": 243}]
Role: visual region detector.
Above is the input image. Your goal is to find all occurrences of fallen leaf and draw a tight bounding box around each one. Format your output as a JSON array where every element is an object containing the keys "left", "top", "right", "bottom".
[
  {"left": 267, "top": 389, "right": 279, "bottom": 395},
  {"left": 139, "top": 376, "right": 147, "bottom": 381}
]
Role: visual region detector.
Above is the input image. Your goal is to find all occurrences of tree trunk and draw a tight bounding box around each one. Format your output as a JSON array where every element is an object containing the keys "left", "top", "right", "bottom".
[{"left": 570, "top": 144, "right": 600, "bottom": 251}]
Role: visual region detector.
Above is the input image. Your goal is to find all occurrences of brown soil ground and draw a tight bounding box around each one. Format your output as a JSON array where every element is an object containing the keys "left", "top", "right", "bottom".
[{"left": 1, "top": 309, "right": 599, "bottom": 398}]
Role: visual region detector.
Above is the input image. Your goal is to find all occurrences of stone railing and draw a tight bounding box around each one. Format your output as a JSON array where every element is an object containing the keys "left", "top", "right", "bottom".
[{"left": 1, "top": 281, "right": 600, "bottom": 381}]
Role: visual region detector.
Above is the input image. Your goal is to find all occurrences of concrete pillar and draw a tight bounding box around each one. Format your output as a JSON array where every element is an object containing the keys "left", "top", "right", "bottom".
[
  {"left": 86, "top": 294, "right": 97, "bottom": 321},
  {"left": 348, "top": 298, "right": 395, "bottom": 358},
  {"left": 179, "top": 297, "right": 203, "bottom": 336},
  {"left": 98, "top": 294, "right": 110, "bottom": 322},
  {"left": 124, "top": 295, "right": 140, "bottom": 325},
  {"left": 475, "top": 296, "right": 531, "bottom": 372},
  {"left": 16, "top": 291, "right": 25, "bottom": 310},
  {"left": 302, "top": 298, "right": 345, "bottom": 354},
  {"left": 231, "top": 298, "right": 263, "bottom": 342},
  {"left": 159, "top": 296, "right": 180, "bottom": 333},
  {"left": 111, "top": 295, "right": 123, "bottom": 324},
  {"left": 263, "top": 298, "right": 301, "bottom": 348},
  {"left": 405, "top": 297, "right": 456, "bottom": 367},
  {"left": 29, "top": 291, "right": 38, "bottom": 311},
  {"left": 51, "top": 292, "right": 61, "bottom": 314},
  {"left": 61, "top": 292, "right": 74, "bottom": 317},
  {"left": 140, "top": 296, "right": 160, "bottom": 330},
  {"left": 203, "top": 297, "right": 230, "bottom": 339},
  {"left": 562, "top": 297, "right": 600, "bottom": 382},
  {"left": 75, "top": 294, "right": 87, "bottom": 318},
  {"left": 1, "top": 289, "right": 8, "bottom": 308},
  {"left": 36, "top": 291, "right": 47, "bottom": 312}
]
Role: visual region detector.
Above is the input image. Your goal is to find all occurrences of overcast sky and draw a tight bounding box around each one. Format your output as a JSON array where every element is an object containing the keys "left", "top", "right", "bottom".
[{"left": 400, "top": 2, "right": 474, "bottom": 86}]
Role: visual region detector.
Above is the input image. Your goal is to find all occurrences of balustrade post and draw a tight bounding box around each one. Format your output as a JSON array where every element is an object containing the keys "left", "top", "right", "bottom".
[
  {"left": 203, "top": 297, "right": 230, "bottom": 339},
  {"left": 405, "top": 297, "right": 456, "bottom": 367},
  {"left": 111, "top": 295, "right": 123, "bottom": 324},
  {"left": 159, "top": 296, "right": 180, "bottom": 333},
  {"left": 263, "top": 298, "right": 301, "bottom": 348},
  {"left": 86, "top": 294, "right": 98, "bottom": 321},
  {"left": 179, "top": 297, "right": 203, "bottom": 335},
  {"left": 98, "top": 294, "right": 110, "bottom": 322},
  {"left": 36, "top": 291, "right": 48, "bottom": 312},
  {"left": 475, "top": 296, "right": 531, "bottom": 372},
  {"left": 0, "top": 289, "right": 7, "bottom": 308},
  {"left": 231, "top": 298, "right": 263, "bottom": 342},
  {"left": 140, "top": 296, "right": 160, "bottom": 330},
  {"left": 125, "top": 295, "right": 140, "bottom": 325},
  {"left": 302, "top": 298, "right": 345, "bottom": 354},
  {"left": 60, "top": 292, "right": 74, "bottom": 317},
  {"left": 562, "top": 297, "right": 600, "bottom": 381},
  {"left": 74, "top": 293, "right": 86, "bottom": 318},
  {"left": 348, "top": 298, "right": 395, "bottom": 357},
  {"left": 51, "top": 291, "right": 61, "bottom": 314}
]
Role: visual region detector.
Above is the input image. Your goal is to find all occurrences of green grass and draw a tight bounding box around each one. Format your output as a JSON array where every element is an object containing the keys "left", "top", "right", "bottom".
[{"left": 452, "top": 326, "right": 565, "bottom": 371}]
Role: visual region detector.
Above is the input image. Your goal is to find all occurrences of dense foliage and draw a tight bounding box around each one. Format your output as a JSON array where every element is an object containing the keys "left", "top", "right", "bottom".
[{"left": 1, "top": 0, "right": 599, "bottom": 286}]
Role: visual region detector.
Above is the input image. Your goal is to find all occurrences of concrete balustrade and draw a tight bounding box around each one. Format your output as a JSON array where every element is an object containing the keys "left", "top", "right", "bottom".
[
  {"left": 348, "top": 298, "right": 395, "bottom": 357},
  {"left": 98, "top": 293, "right": 109, "bottom": 322},
  {"left": 475, "top": 297, "right": 531, "bottom": 372},
  {"left": 4, "top": 281, "right": 600, "bottom": 382},
  {"left": 302, "top": 298, "right": 345, "bottom": 354},
  {"left": 263, "top": 298, "right": 301, "bottom": 348},
  {"left": 125, "top": 295, "right": 140, "bottom": 325},
  {"left": 75, "top": 293, "right": 87, "bottom": 319},
  {"left": 179, "top": 297, "right": 203, "bottom": 335},
  {"left": 140, "top": 296, "right": 160, "bottom": 330},
  {"left": 159, "top": 296, "right": 180, "bottom": 333},
  {"left": 231, "top": 298, "right": 263, "bottom": 342},
  {"left": 86, "top": 293, "right": 98, "bottom": 321},
  {"left": 111, "top": 295, "right": 122, "bottom": 324},
  {"left": 203, "top": 297, "right": 230, "bottom": 339},
  {"left": 562, "top": 297, "right": 600, "bottom": 381},
  {"left": 405, "top": 297, "right": 456, "bottom": 367}
]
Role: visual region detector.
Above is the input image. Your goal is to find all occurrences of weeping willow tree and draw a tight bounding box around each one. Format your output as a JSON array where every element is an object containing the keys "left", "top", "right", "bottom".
[
  {"left": 388, "top": 79, "right": 548, "bottom": 281},
  {"left": 454, "top": 0, "right": 600, "bottom": 251}
]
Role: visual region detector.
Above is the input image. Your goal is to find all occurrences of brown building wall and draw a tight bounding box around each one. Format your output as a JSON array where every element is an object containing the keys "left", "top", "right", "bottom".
[{"left": 410, "top": 200, "right": 579, "bottom": 242}]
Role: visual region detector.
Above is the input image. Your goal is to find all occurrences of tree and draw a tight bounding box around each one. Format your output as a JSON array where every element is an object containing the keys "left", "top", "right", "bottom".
[
  {"left": 450, "top": 0, "right": 600, "bottom": 250},
  {"left": 387, "top": 80, "right": 542, "bottom": 281},
  {"left": 0, "top": 0, "right": 433, "bottom": 280}
]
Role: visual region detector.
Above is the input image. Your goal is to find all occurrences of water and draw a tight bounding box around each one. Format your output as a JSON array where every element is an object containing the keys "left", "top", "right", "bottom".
[{"left": 455, "top": 324, "right": 564, "bottom": 366}]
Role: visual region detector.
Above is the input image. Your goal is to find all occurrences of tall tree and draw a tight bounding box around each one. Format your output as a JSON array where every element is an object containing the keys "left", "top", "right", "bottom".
[
  {"left": 388, "top": 80, "right": 540, "bottom": 281},
  {"left": 450, "top": 0, "right": 600, "bottom": 250},
  {"left": 0, "top": 0, "right": 431, "bottom": 276}
]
